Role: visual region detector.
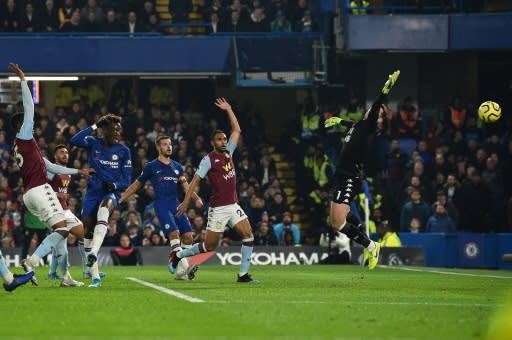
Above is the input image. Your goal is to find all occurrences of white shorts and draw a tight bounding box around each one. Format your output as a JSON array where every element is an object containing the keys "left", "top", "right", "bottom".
[
  {"left": 206, "top": 203, "right": 247, "bottom": 232},
  {"left": 64, "top": 209, "right": 82, "bottom": 231},
  {"left": 23, "top": 183, "right": 65, "bottom": 228}
]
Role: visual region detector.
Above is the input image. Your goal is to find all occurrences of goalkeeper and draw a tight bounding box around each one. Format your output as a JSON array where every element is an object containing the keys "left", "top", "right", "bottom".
[{"left": 324, "top": 70, "right": 400, "bottom": 270}]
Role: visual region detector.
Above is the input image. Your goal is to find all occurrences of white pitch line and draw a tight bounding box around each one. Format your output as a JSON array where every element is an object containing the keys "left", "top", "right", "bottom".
[
  {"left": 208, "top": 300, "right": 499, "bottom": 307},
  {"left": 126, "top": 277, "right": 204, "bottom": 303},
  {"left": 380, "top": 265, "right": 512, "bottom": 279}
]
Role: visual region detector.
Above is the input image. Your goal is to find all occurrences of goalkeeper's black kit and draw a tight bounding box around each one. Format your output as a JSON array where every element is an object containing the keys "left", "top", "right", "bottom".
[{"left": 331, "top": 93, "right": 387, "bottom": 205}]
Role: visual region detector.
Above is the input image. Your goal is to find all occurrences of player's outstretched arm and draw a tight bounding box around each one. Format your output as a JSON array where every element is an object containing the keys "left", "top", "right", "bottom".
[
  {"left": 181, "top": 181, "right": 204, "bottom": 209},
  {"left": 9, "top": 63, "right": 34, "bottom": 140},
  {"left": 70, "top": 116, "right": 111, "bottom": 147},
  {"left": 119, "top": 180, "right": 142, "bottom": 204},
  {"left": 176, "top": 175, "right": 201, "bottom": 217},
  {"left": 215, "top": 98, "right": 241, "bottom": 146}
]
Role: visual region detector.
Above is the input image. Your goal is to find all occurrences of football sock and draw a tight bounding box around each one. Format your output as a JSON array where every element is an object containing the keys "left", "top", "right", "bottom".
[
  {"left": 177, "top": 242, "right": 205, "bottom": 259},
  {"left": 49, "top": 247, "right": 59, "bottom": 274},
  {"left": 90, "top": 224, "right": 108, "bottom": 255},
  {"left": 55, "top": 238, "right": 69, "bottom": 276},
  {"left": 339, "top": 222, "right": 371, "bottom": 248},
  {"left": 0, "top": 250, "right": 14, "bottom": 284},
  {"left": 90, "top": 262, "right": 100, "bottom": 280},
  {"left": 78, "top": 240, "right": 87, "bottom": 271},
  {"left": 239, "top": 238, "right": 254, "bottom": 276},
  {"left": 83, "top": 239, "right": 92, "bottom": 273},
  {"left": 169, "top": 238, "right": 182, "bottom": 254},
  {"left": 29, "top": 230, "right": 67, "bottom": 267}
]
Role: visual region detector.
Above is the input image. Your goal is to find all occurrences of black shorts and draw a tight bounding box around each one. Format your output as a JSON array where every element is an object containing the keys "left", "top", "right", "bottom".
[{"left": 330, "top": 175, "right": 361, "bottom": 205}]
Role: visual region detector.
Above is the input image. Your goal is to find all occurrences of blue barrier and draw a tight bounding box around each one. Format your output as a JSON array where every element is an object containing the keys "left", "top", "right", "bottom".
[
  {"left": 398, "top": 232, "right": 512, "bottom": 269},
  {"left": 0, "top": 36, "right": 232, "bottom": 74},
  {"left": 450, "top": 13, "right": 512, "bottom": 49}
]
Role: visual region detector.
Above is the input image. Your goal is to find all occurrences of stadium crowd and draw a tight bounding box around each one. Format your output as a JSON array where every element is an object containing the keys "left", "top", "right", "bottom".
[{"left": 0, "top": 0, "right": 320, "bottom": 33}]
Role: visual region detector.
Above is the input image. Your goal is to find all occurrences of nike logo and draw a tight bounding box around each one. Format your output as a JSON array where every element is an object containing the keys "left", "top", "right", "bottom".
[{"left": 156, "top": 170, "right": 162, "bottom": 174}]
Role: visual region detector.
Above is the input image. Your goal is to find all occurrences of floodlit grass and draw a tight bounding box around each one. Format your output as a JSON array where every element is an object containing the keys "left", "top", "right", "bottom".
[{"left": 1, "top": 265, "right": 511, "bottom": 339}]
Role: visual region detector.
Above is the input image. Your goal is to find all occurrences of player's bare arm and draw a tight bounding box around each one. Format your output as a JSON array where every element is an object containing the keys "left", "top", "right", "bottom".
[
  {"left": 8, "top": 63, "right": 25, "bottom": 80},
  {"left": 176, "top": 175, "right": 201, "bottom": 217},
  {"left": 215, "top": 97, "right": 241, "bottom": 145},
  {"left": 119, "top": 180, "right": 143, "bottom": 204},
  {"left": 181, "top": 181, "right": 203, "bottom": 209}
]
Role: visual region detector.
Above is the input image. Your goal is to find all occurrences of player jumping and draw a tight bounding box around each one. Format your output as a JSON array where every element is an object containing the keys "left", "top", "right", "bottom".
[
  {"left": 120, "top": 135, "right": 203, "bottom": 280},
  {"left": 70, "top": 114, "right": 132, "bottom": 287},
  {"left": 9, "top": 63, "right": 73, "bottom": 286},
  {"left": 45, "top": 145, "right": 95, "bottom": 285},
  {"left": 324, "top": 70, "right": 400, "bottom": 270},
  {"left": 176, "top": 98, "right": 258, "bottom": 283}
]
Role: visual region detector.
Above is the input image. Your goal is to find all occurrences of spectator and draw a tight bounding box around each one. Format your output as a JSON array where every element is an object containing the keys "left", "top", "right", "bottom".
[
  {"left": 254, "top": 221, "right": 278, "bottom": 246},
  {"left": 20, "top": 2, "right": 41, "bottom": 32},
  {"left": 377, "top": 220, "right": 401, "bottom": 247},
  {"left": 397, "top": 96, "right": 421, "bottom": 139},
  {"left": 400, "top": 188, "right": 431, "bottom": 232},
  {"left": 433, "top": 190, "right": 458, "bottom": 224},
  {"left": 60, "top": 10, "right": 82, "bottom": 32},
  {"left": 139, "top": 1, "right": 159, "bottom": 27},
  {"left": 207, "top": 11, "right": 224, "bottom": 33},
  {"left": 2, "top": 0, "right": 20, "bottom": 32},
  {"left": 123, "top": 11, "right": 143, "bottom": 33},
  {"left": 225, "top": 10, "right": 246, "bottom": 32},
  {"left": 247, "top": 8, "right": 269, "bottom": 32},
  {"left": 80, "top": 0, "right": 104, "bottom": 23},
  {"left": 274, "top": 211, "right": 301, "bottom": 246},
  {"left": 292, "top": 0, "right": 309, "bottom": 24},
  {"left": 481, "top": 156, "right": 506, "bottom": 230},
  {"left": 409, "top": 217, "right": 421, "bottom": 233},
  {"left": 110, "top": 234, "right": 143, "bottom": 266},
  {"left": 102, "top": 9, "right": 122, "bottom": 32},
  {"left": 41, "top": 0, "right": 59, "bottom": 32},
  {"left": 127, "top": 223, "right": 142, "bottom": 246},
  {"left": 426, "top": 201, "right": 456, "bottom": 233},
  {"left": 83, "top": 10, "right": 101, "bottom": 32},
  {"left": 271, "top": 10, "right": 291, "bottom": 32},
  {"left": 266, "top": 192, "right": 288, "bottom": 223},
  {"left": 445, "top": 96, "right": 467, "bottom": 130},
  {"left": 350, "top": 0, "right": 370, "bottom": 15},
  {"left": 103, "top": 219, "right": 122, "bottom": 247},
  {"left": 294, "top": 10, "right": 317, "bottom": 32}
]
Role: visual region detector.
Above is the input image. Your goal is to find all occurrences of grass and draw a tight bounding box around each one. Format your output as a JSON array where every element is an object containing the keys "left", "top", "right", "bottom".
[{"left": 1, "top": 264, "right": 511, "bottom": 339}]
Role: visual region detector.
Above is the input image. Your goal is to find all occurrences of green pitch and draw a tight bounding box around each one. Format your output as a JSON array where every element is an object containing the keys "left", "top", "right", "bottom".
[{"left": 1, "top": 265, "right": 511, "bottom": 339}]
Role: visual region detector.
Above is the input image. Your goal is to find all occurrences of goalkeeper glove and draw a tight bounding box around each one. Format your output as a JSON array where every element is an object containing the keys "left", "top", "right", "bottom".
[
  {"left": 382, "top": 70, "right": 400, "bottom": 95},
  {"left": 324, "top": 117, "right": 343, "bottom": 128},
  {"left": 102, "top": 182, "right": 116, "bottom": 192}
]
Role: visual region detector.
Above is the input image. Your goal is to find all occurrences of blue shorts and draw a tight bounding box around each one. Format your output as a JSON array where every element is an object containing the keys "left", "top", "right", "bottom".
[
  {"left": 81, "top": 190, "right": 119, "bottom": 218},
  {"left": 154, "top": 200, "right": 192, "bottom": 236}
]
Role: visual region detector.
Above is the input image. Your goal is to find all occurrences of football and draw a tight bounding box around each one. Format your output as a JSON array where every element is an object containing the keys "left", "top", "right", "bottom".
[{"left": 478, "top": 101, "right": 502, "bottom": 123}]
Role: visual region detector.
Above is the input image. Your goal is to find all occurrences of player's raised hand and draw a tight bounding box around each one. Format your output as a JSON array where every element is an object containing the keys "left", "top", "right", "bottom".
[
  {"left": 8, "top": 63, "right": 25, "bottom": 80},
  {"left": 324, "top": 117, "right": 343, "bottom": 128},
  {"left": 96, "top": 115, "right": 110, "bottom": 128},
  {"left": 214, "top": 97, "right": 232, "bottom": 112},
  {"left": 79, "top": 167, "right": 95, "bottom": 177}
]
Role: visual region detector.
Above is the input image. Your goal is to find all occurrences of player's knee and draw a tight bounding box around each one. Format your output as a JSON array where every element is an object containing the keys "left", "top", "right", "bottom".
[
  {"left": 242, "top": 235, "right": 254, "bottom": 247},
  {"left": 54, "top": 227, "right": 69, "bottom": 239},
  {"left": 204, "top": 241, "right": 217, "bottom": 252},
  {"left": 181, "top": 232, "right": 193, "bottom": 245}
]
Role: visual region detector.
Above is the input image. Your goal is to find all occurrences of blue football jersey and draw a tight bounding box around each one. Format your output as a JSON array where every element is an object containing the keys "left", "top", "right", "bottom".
[
  {"left": 137, "top": 159, "right": 186, "bottom": 202},
  {"left": 70, "top": 126, "right": 132, "bottom": 192}
]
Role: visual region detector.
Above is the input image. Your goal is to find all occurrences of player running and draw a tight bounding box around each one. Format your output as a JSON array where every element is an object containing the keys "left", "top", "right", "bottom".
[
  {"left": 45, "top": 144, "right": 95, "bottom": 285},
  {"left": 9, "top": 63, "right": 72, "bottom": 286},
  {"left": 324, "top": 70, "right": 400, "bottom": 270},
  {"left": 70, "top": 114, "right": 132, "bottom": 287},
  {"left": 120, "top": 135, "right": 203, "bottom": 280},
  {"left": 175, "top": 98, "right": 258, "bottom": 283}
]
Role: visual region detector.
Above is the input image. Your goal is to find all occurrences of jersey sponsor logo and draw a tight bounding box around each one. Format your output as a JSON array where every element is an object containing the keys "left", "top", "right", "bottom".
[
  {"left": 222, "top": 162, "right": 232, "bottom": 172},
  {"left": 159, "top": 176, "right": 178, "bottom": 182},
  {"left": 98, "top": 159, "right": 120, "bottom": 168},
  {"left": 222, "top": 169, "right": 236, "bottom": 181}
]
